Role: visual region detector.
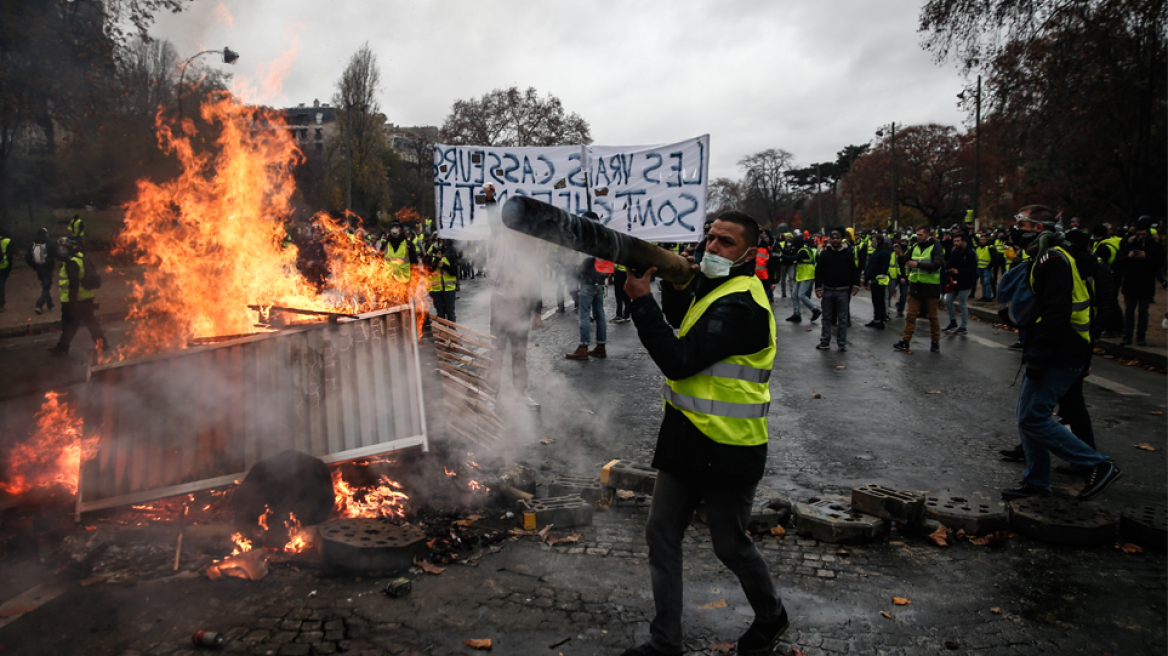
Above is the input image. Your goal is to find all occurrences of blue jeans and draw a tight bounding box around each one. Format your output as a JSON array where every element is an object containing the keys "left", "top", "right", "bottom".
[
  {"left": 945, "top": 288, "right": 970, "bottom": 328},
  {"left": 1017, "top": 362, "right": 1107, "bottom": 490},
  {"left": 1123, "top": 295, "right": 1151, "bottom": 340},
  {"left": 978, "top": 268, "right": 995, "bottom": 298},
  {"left": 792, "top": 279, "right": 817, "bottom": 315},
  {"left": 578, "top": 282, "right": 607, "bottom": 345},
  {"left": 894, "top": 281, "right": 909, "bottom": 313},
  {"left": 820, "top": 289, "right": 850, "bottom": 346}
]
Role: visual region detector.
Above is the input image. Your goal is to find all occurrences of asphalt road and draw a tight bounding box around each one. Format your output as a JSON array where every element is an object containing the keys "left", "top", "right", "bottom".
[{"left": 0, "top": 277, "right": 1164, "bottom": 656}]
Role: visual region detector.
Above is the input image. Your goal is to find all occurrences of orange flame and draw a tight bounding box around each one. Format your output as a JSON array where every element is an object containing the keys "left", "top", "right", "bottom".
[
  {"left": 332, "top": 469, "right": 408, "bottom": 519},
  {"left": 257, "top": 505, "right": 273, "bottom": 532},
  {"left": 282, "top": 512, "right": 310, "bottom": 553},
  {"left": 111, "top": 91, "right": 430, "bottom": 361},
  {"left": 229, "top": 531, "right": 253, "bottom": 556},
  {"left": 1, "top": 392, "right": 94, "bottom": 496}
]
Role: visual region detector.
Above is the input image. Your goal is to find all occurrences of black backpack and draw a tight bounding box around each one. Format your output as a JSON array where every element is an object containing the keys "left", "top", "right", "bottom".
[{"left": 80, "top": 254, "right": 102, "bottom": 289}]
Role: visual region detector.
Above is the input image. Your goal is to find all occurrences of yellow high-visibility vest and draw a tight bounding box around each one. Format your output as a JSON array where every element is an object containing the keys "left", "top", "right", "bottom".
[
  {"left": 427, "top": 257, "right": 456, "bottom": 292},
  {"left": 384, "top": 241, "right": 411, "bottom": 282},
  {"left": 59, "top": 254, "right": 94, "bottom": 302},
  {"left": 1031, "top": 246, "right": 1091, "bottom": 343},
  {"left": 662, "top": 275, "right": 775, "bottom": 446}
]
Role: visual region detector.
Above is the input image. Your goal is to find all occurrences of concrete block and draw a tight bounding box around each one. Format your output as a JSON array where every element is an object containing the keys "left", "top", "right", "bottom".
[
  {"left": 851, "top": 484, "right": 925, "bottom": 525},
  {"left": 519, "top": 495, "right": 593, "bottom": 530},
  {"left": 1120, "top": 505, "right": 1167, "bottom": 550},
  {"left": 923, "top": 492, "right": 1009, "bottom": 534},
  {"left": 793, "top": 495, "right": 887, "bottom": 544},
  {"left": 547, "top": 475, "right": 603, "bottom": 503},
  {"left": 1008, "top": 497, "right": 1117, "bottom": 547},
  {"left": 600, "top": 460, "right": 657, "bottom": 495}
]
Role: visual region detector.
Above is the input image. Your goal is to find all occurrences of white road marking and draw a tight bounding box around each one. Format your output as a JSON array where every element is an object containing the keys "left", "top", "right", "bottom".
[
  {"left": 1084, "top": 375, "right": 1148, "bottom": 396},
  {"left": 0, "top": 581, "right": 71, "bottom": 630},
  {"left": 965, "top": 334, "right": 1007, "bottom": 349},
  {"left": 965, "top": 332, "right": 1148, "bottom": 396}
]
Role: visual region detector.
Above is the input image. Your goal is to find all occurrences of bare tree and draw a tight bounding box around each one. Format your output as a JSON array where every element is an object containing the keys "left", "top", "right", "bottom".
[
  {"left": 707, "top": 177, "right": 744, "bottom": 216},
  {"left": 333, "top": 43, "right": 389, "bottom": 218},
  {"left": 738, "top": 148, "right": 799, "bottom": 226},
  {"left": 440, "top": 86, "right": 591, "bottom": 147}
]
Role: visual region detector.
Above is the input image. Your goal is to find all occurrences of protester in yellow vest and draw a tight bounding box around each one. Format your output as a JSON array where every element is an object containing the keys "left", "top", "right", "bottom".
[
  {"left": 425, "top": 240, "right": 458, "bottom": 321},
  {"left": 784, "top": 235, "right": 820, "bottom": 323},
  {"left": 381, "top": 220, "right": 417, "bottom": 283},
  {"left": 620, "top": 210, "right": 787, "bottom": 656},
  {"left": 68, "top": 214, "right": 86, "bottom": 241},
  {"left": 1001, "top": 205, "right": 1120, "bottom": 502},
  {"left": 893, "top": 225, "right": 946, "bottom": 353},
  {"left": 48, "top": 238, "right": 106, "bottom": 356},
  {"left": 0, "top": 227, "right": 14, "bottom": 313}
]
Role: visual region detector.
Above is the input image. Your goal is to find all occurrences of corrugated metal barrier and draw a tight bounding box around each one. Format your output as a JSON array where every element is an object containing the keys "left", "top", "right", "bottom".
[{"left": 77, "top": 304, "right": 428, "bottom": 519}]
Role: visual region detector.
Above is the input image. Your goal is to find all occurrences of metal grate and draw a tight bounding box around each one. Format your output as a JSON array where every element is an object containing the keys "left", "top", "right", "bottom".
[{"left": 76, "top": 304, "right": 428, "bottom": 519}]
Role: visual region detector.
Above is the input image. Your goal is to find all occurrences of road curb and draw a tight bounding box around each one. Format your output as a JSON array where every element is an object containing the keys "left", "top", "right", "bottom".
[{"left": 968, "top": 304, "right": 1166, "bottom": 368}]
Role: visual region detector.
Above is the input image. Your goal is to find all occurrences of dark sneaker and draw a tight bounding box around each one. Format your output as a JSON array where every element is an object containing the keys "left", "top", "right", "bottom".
[
  {"left": 1078, "top": 461, "right": 1122, "bottom": 500},
  {"left": 1136, "top": 338, "right": 1148, "bottom": 347},
  {"left": 930, "top": 341, "right": 940, "bottom": 352},
  {"left": 870, "top": 322, "right": 885, "bottom": 330},
  {"left": 838, "top": 345, "right": 847, "bottom": 352},
  {"left": 47, "top": 346, "right": 68, "bottom": 357},
  {"left": 738, "top": 608, "right": 790, "bottom": 655},
  {"left": 999, "top": 445, "right": 1025, "bottom": 462},
  {"left": 34, "top": 307, "right": 43, "bottom": 315},
  {"left": 1002, "top": 483, "right": 1051, "bottom": 500},
  {"left": 816, "top": 341, "right": 831, "bottom": 350},
  {"left": 943, "top": 321, "right": 958, "bottom": 333},
  {"left": 785, "top": 314, "right": 801, "bottom": 323},
  {"left": 897, "top": 310, "right": 905, "bottom": 317},
  {"left": 893, "top": 340, "right": 910, "bottom": 351},
  {"left": 1120, "top": 337, "right": 1132, "bottom": 345},
  {"left": 1008, "top": 340, "right": 1024, "bottom": 349},
  {"left": 618, "top": 644, "right": 682, "bottom": 656},
  {"left": 810, "top": 309, "right": 821, "bottom": 322},
  {"left": 864, "top": 320, "right": 880, "bottom": 327},
  {"left": 954, "top": 327, "right": 967, "bottom": 335}
]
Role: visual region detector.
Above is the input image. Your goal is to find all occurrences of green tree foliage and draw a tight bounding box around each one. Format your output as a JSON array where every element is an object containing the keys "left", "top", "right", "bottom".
[
  {"left": 920, "top": 0, "right": 1167, "bottom": 221},
  {"left": 440, "top": 86, "right": 592, "bottom": 147}
]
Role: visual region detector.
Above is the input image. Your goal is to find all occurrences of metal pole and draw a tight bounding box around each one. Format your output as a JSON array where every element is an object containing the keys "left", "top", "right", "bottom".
[
  {"left": 973, "top": 75, "right": 981, "bottom": 229},
  {"left": 890, "top": 122, "right": 899, "bottom": 229},
  {"left": 816, "top": 163, "right": 822, "bottom": 229}
]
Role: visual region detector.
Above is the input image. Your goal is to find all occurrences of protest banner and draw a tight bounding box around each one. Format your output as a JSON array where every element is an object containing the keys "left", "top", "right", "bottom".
[{"left": 433, "top": 135, "right": 708, "bottom": 242}]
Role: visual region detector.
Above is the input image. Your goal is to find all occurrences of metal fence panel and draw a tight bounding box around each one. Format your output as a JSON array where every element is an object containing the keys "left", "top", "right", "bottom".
[{"left": 77, "top": 304, "right": 428, "bottom": 518}]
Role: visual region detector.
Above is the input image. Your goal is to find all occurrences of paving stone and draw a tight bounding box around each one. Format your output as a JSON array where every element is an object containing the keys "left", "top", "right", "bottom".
[
  {"left": 600, "top": 460, "right": 657, "bottom": 498},
  {"left": 923, "top": 492, "right": 1009, "bottom": 534},
  {"left": 277, "top": 646, "right": 311, "bottom": 656},
  {"left": 1119, "top": 504, "right": 1167, "bottom": 550},
  {"left": 852, "top": 484, "right": 925, "bottom": 525},
  {"left": 1008, "top": 497, "right": 1117, "bottom": 547},
  {"left": 519, "top": 495, "right": 593, "bottom": 529},
  {"left": 794, "top": 496, "right": 887, "bottom": 543},
  {"left": 547, "top": 475, "right": 603, "bottom": 502}
]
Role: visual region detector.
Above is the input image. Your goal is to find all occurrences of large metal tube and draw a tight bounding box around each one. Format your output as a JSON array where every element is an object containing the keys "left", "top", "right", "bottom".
[{"left": 501, "top": 196, "right": 696, "bottom": 285}]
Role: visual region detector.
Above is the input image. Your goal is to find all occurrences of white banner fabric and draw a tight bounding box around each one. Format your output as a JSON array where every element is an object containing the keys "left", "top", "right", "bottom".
[{"left": 433, "top": 135, "right": 709, "bottom": 242}]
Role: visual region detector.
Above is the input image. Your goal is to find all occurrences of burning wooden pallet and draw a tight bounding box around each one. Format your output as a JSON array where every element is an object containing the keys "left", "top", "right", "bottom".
[{"left": 429, "top": 317, "right": 501, "bottom": 449}]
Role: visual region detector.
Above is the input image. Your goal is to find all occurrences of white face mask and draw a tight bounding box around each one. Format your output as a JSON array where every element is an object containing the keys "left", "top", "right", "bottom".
[
  {"left": 390, "top": 229, "right": 401, "bottom": 238},
  {"left": 699, "top": 251, "right": 748, "bottom": 279}
]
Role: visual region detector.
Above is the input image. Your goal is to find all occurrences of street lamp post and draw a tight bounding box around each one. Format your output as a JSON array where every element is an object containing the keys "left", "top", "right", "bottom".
[
  {"left": 876, "top": 123, "right": 899, "bottom": 230},
  {"left": 959, "top": 75, "right": 982, "bottom": 229},
  {"left": 176, "top": 47, "right": 240, "bottom": 118}
]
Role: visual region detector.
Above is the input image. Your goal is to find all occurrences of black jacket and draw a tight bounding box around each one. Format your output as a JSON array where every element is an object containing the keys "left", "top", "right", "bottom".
[
  {"left": 630, "top": 264, "right": 771, "bottom": 490},
  {"left": 1025, "top": 248, "right": 1093, "bottom": 365},
  {"left": 946, "top": 246, "right": 978, "bottom": 291},
  {"left": 1115, "top": 235, "right": 1165, "bottom": 298},
  {"left": 863, "top": 246, "right": 892, "bottom": 284},
  {"left": 814, "top": 245, "right": 859, "bottom": 289}
]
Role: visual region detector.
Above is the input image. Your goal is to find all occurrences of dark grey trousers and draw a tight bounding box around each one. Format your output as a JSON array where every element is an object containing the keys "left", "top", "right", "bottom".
[
  {"left": 820, "top": 289, "right": 851, "bottom": 346},
  {"left": 645, "top": 469, "right": 782, "bottom": 653}
]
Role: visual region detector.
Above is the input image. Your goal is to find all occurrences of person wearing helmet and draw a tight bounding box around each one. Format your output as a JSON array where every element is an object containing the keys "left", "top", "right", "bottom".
[
  {"left": 48, "top": 237, "right": 106, "bottom": 356},
  {"left": 25, "top": 227, "right": 55, "bottom": 314}
]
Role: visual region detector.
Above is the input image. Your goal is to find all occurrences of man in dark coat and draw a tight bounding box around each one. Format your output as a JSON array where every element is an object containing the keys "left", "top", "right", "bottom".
[{"left": 1115, "top": 216, "right": 1165, "bottom": 346}]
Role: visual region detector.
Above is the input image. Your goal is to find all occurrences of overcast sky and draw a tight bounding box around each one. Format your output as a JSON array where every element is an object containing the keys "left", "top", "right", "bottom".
[{"left": 152, "top": 0, "right": 971, "bottom": 181}]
